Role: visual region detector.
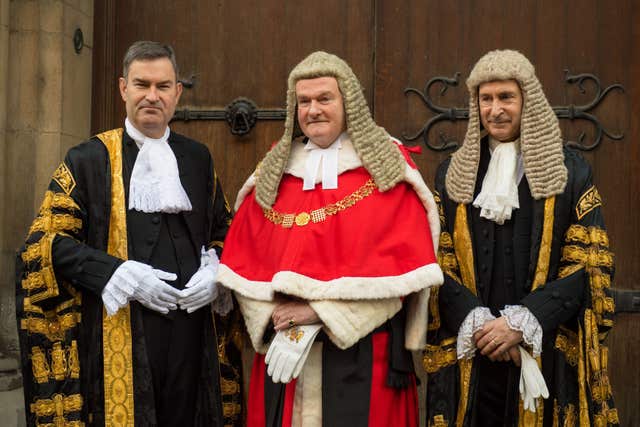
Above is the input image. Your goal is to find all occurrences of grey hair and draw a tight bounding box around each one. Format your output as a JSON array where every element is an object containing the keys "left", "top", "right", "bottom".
[{"left": 122, "top": 41, "right": 179, "bottom": 80}]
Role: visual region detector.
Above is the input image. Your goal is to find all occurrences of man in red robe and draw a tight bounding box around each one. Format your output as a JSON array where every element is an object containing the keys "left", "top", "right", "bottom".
[{"left": 218, "top": 51, "right": 443, "bottom": 426}]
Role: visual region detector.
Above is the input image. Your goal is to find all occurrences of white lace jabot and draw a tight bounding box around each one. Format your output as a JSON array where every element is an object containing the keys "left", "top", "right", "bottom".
[
  {"left": 126, "top": 119, "right": 192, "bottom": 213},
  {"left": 472, "top": 138, "right": 523, "bottom": 225}
]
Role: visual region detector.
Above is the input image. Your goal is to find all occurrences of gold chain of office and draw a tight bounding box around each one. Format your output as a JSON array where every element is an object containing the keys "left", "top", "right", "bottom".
[{"left": 263, "top": 179, "right": 377, "bottom": 228}]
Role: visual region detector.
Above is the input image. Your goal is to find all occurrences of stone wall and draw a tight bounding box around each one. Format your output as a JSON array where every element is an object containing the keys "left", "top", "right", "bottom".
[{"left": 0, "top": 0, "right": 94, "bottom": 357}]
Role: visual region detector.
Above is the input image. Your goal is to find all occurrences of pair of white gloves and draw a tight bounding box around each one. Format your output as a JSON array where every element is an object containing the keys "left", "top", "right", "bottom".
[
  {"left": 518, "top": 346, "right": 550, "bottom": 412},
  {"left": 102, "top": 247, "right": 220, "bottom": 316},
  {"left": 265, "top": 323, "right": 323, "bottom": 383}
]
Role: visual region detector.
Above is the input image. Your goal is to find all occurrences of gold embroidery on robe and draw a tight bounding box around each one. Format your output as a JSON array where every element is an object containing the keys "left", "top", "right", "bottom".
[
  {"left": 423, "top": 337, "right": 457, "bottom": 373},
  {"left": 576, "top": 185, "right": 602, "bottom": 220},
  {"left": 97, "top": 129, "right": 135, "bottom": 427},
  {"left": 555, "top": 327, "right": 579, "bottom": 367},
  {"left": 30, "top": 393, "right": 83, "bottom": 418},
  {"left": 52, "top": 162, "right": 77, "bottom": 195}
]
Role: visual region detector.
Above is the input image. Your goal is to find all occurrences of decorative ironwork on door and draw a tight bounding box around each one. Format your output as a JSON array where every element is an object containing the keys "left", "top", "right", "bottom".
[{"left": 404, "top": 70, "right": 625, "bottom": 152}]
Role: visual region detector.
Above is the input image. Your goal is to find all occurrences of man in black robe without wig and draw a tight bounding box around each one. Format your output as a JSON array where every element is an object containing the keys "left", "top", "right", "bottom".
[
  {"left": 15, "top": 41, "right": 243, "bottom": 427},
  {"left": 425, "top": 50, "right": 619, "bottom": 426}
]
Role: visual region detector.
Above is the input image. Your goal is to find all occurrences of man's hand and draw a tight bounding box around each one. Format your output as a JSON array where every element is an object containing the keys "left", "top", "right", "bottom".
[
  {"left": 102, "top": 260, "right": 179, "bottom": 315},
  {"left": 272, "top": 300, "right": 320, "bottom": 331},
  {"left": 178, "top": 247, "right": 220, "bottom": 313},
  {"left": 474, "top": 316, "right": 523, "bottom": 362},
  {"left": 178, "top": 267, "right": 218, "bottom": 313}
]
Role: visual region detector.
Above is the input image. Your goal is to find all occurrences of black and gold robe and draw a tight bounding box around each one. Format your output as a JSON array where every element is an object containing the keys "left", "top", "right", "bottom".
[
  {"left": 425, "top": 142, "right": 618, "bottom": 426},
  {"left": 15, "top": 129, "right": 243, "bottom": 426}
]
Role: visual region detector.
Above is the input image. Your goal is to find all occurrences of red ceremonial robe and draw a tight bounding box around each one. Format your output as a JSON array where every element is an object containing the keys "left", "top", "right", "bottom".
[{"left": 219, "top": 143, "right": 442, "bottom": 427}]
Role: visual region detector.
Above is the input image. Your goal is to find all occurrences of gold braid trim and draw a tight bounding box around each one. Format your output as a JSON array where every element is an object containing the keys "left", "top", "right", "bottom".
[
  {"left": 31, "top": 346, "right": 50, "bottom": 384},
  {"left": 264, "top": 179, "right": 376, "bottom": 228},
  {"left": 452, "top": 204, "right": 475, "bottom": 426},
  {"left": 439, "top": 231, "right": 453, "bottom": 248},
  {"left": 557, "top": 263, "right": 584, "bottom": 280},
  {"left": 214, "top": 318, "right": 243, "bottom": 425},
  {"left": 517, "top": 198, "right": 554, "bottom": 425},
  {"left": 22, "top": 266, "right": 56, "bottom": 292},
  {"left": 560, "top": 225, "right": 615, "bottom": 325},
  {"left": 563, "top": 403, "right": 577, "bottom": 427},
  {"left": 437, "top": 232, "right": 459, "bottom": 281},
  {"left": 68, "top": 340, "right": 80, "bottom": 379},
  {"left": 32, "top": 339, "right": 80, "bottom": 382},
  {"left": 22, "top": 234, "right": 54, "bottom": 263},
  {"left": 561, "top": 245, "right": 613, "bottom": 269},
  {"left": 581, "top": 310, "right": 619, "bottom": 425},
  {"left": 21, "top": 233, "right": 60, "bottom": 304},
  {"left": 36, "top": 422, "right": 84, "bottom": 427},
  {"left": 456, "top": 358, "right": 473, "bottom": 427},
  {"left": 209, "top": 240, "right": 225, "bottom": 249},
  {"left": 422, "top": 337, "right": 457, "bottom": 373},
  {"left": 21, "top": 312, "right": 81, "bottom": 342},
  {"left": 434, "top": 191, "right": 446, "bottom": 227},
  {"left": 439, "top": 253, "right": 459, "bottom": 275},
  {"left": 51, "top": 342, "right": 67, "bottom": 381},
  {"left": 565, "top": 225, "right": 609, "bottom": 247},
  {"left": 453, "top": 204, "right": 476, "bottom": 294},
  {"left": 98, "top": 128, "right": 135, "bottom": 427},
  {"left": 223, "top": 402, "right": 242, "bottom": 418},
  {"left": 555, "top": 327, "right": 579, "bottom": 367},
  {"left": 532, "top": 197, "right": 555, "bottom": 290},
  {"left": 39, "top": 191, "right": 80, "bottom": 213},
  {"left": 29, "top": 214, "right": 82, "bottom": 236},
  {"left": 429, "top": 414, "right": 449, "bottom": 427},
  {"left": 578, "top": 321, "right": 590, "bottom": 425},
  {"left": 30, "top": 393, "right": 83, "bottom": 417},
  {"left": 220, "top": 378, "right": 240, "bottom": 395}
]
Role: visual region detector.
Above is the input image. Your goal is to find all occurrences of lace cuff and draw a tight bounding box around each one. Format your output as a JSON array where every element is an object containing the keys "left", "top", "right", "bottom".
[
  {"left": 500, "top": 305, "right": 543, "bottom": 357},
  {"left": 457, "top": 307, "right": 495, "bottom": 359}
]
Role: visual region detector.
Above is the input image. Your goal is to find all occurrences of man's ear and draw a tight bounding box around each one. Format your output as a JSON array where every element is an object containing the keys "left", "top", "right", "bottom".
[
  {"left": 118, "top": 77, "right": 127, "bottom": 102},
  {"left": 175, "top": 81, "right": 183, "bottom": 103}
]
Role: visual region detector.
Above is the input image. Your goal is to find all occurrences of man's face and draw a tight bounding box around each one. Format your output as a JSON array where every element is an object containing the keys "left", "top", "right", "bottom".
[
  {"left": 119, "top": 57, "right": 182, "bottom": 138},
  {"left": 478, "top": 79, "right": 523, "bottom": 142},
  {"left": 296, "top": 77, "right": 346, "bottom": 148}
]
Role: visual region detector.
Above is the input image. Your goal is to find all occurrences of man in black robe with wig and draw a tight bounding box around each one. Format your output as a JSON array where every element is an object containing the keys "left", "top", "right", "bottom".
[
  {"left": 425, "top": 49, "right": 618, "bottom": 426},
  {"left": 15, "top": 41, "right": 242, "bottom": 427}
]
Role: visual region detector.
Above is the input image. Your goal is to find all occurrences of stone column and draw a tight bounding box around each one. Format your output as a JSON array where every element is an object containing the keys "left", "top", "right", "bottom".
[{"left": 0, "top": 1, "right": 93, "bottom": 422}]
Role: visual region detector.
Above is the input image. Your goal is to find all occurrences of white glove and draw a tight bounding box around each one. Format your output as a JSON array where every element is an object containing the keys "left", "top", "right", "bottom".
[
  {"left": 518, "top": 345, "right": 549, "bottom": 412},
  {"left": 102, "top": 260, "right": 179, "bottom": 315},
  {"left": 265, "top": 323, "right": 322, "bottom": 383},
  {"left": 178, "top": 247, "right": 220, "bottom": 313}
]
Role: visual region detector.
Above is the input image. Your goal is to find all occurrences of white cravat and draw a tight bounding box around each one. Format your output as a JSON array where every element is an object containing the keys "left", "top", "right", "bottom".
[
  {"left": 472, "top": 138, "right": 521, "bottom": 225},
  {"left": 302, "top": 133, "right": 344, "bottom": 191},
  {"left": 126, "top": 118, "right": 192, "bottom": 213}
]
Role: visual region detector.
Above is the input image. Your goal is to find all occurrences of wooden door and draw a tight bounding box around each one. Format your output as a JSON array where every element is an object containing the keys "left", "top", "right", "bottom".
[{"left": 93, "top": 1, "right": 639, "bottom": 423}]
